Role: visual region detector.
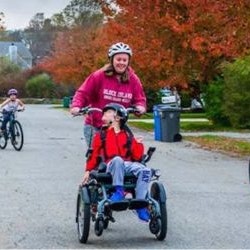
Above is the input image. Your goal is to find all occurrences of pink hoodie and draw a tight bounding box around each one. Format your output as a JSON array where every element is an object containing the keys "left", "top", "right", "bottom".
[{"left": 71, "top": 67, "right": 146, "bottom": 128}]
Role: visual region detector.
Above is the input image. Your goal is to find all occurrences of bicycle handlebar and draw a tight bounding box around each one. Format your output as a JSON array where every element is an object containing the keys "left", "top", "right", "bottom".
[
  {"left": 74, "top": 106, "right": 141, "bottom": 116},
  {"left": 76, "top": 106, "right": 102, "bottom": 116},
  {"left": 0, "top": 109, "right": 24, "bottom": 114}
]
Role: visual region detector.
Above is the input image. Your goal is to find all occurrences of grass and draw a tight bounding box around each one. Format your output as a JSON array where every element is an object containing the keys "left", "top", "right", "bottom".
[
  {"left": 128, "top": 120, "right": 218, "bottom": 131},
  {"left": 128, "top": 119, "right": 250, "bottom": 158},
  {"left": 129, "top": 112, "right": 207, "bottom": 119},
  {"left": 185, "top": 135, "right": 250, "bottom": 158}
]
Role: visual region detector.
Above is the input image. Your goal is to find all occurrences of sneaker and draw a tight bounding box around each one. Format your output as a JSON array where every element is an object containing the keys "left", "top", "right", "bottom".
[
  {"left": 110, "top": 190, "right": 125, "bottom": 202},
  {"left": 136, "top": 208, "right": 150, "bottom": 222}
]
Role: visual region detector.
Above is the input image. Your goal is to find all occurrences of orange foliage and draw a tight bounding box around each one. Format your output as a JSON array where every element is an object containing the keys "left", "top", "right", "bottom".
[
  {"left": 101, "top": 0, "right": 250, "bottom": 89},
  {"left": 39, "top": 26, "right": 111, "bottom": 87},
  {"left": 39, "top": 0, "right": 250, "bottom": 91}
]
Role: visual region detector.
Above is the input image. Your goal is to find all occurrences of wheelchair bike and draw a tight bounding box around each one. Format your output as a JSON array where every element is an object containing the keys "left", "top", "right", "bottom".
[{"left": 74, "top": 106, "right": 167, "bottom": 243}]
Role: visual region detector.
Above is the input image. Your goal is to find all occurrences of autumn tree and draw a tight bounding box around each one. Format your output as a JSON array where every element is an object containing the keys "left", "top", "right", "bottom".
[
  {"left": 39, "top": 0, "right": 250, "bottom": 93},
  {"left": 0, "top": 12, "right": 5, "bottom": 30},
  {"left": 22, "top": 13, "right": 61, "bottom": 65},
  {"left": 39, "top": 26, "right": 109, "bottom": 85},
  {"left": 100, "top": 0, "right": 250, "bottom": 90},
  {"left": 62, "top": 0, "right": 103, "bottom": 27},
  {"left": 39, "top": 0, "right": 106, "bottom": 86},
  {"left": 0, "top": 12, "right": 8, "bottom": 40}
]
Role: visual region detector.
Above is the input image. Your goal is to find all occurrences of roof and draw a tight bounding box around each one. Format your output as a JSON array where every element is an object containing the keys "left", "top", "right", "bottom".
[{"left": 0, "top": 41, "right": 32, "bottom": 59}]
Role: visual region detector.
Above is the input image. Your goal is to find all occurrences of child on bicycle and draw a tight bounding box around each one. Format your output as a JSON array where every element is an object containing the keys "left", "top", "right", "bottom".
[
  {"left": 0, "top": 88, "right": 25, "bottom": 134},
  {"left": 82, "top": 103, "right": 151, "bottom": 222}
]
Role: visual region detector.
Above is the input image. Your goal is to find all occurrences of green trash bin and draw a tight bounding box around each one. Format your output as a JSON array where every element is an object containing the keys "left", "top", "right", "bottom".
[{"left": 63, "top": 96, "right": 70, "bottom": 108}]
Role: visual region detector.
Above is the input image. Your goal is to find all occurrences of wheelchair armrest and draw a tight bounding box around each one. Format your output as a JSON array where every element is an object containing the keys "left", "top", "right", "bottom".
[
  {"left": 141, "top": 147, "right": 156, "bottom": 164},
  {"left": 98, "top": 161, "right": 107, "bottom": 173}
]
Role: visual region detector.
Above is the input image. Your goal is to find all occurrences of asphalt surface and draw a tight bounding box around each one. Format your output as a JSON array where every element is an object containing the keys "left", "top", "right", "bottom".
[{"left": 0, "top": 104, "right": 250, "bottom": 249}]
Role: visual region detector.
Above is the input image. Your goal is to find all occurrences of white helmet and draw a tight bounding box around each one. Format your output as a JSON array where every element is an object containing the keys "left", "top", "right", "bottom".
[{"left": 108, "top": 42, "right": 132, "bottom": 58}]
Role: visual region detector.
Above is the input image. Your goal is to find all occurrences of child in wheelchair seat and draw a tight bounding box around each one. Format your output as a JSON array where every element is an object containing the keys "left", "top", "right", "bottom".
[{"left": 82, "top": 103, "right": 151, "bottom": 222}]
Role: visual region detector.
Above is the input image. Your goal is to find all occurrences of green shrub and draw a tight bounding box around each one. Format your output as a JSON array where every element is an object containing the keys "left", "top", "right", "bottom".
[
  {"left": 25, "top": 73, "right": 56, "bottom": 98},
  {"left": 222, "top": 57, "right": 250, "bottom": 129},
  {"left": 202, "top": 77, "right": 230, "bottom": 126},
  {"left": 179, "top": 90, "right": 191, "bottom": 108},
  {"left": 145, "top": 88, "right": 160, "bottom": 112}
]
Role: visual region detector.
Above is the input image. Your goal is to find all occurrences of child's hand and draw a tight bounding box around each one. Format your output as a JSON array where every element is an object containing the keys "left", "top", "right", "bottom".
[
  {"left": 82, "top": 171, "right": 90, "bottom": 185},
  {"left": 135, "top": 136, "right": 143, "bottom": 143}
]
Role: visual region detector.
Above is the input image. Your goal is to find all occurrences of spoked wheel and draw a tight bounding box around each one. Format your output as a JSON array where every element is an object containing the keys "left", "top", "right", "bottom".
[
  {"left": 11, "top": 120, "right": 24, "bottom": 151},
  {"left": 0, "top": 120, "right": 7, "bottom": 149},
  {"left": 150, "top": 182, "right": 167, "bottom": 241},
  {"left": 76, "top": 188, "right": 91, "bottom": 244}
]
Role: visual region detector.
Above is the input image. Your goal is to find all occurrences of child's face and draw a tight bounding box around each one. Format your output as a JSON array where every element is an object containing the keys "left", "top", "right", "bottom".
[
  {"left": 9, "top": 94, "right": 17, "bottom": 100},
  {"left": 102, "top": 109, "right": 119, "bottom": 125}
]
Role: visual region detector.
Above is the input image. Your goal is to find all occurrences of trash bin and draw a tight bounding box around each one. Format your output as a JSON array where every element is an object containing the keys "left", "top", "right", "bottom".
[
  {"left": 153, "top": 104, "right": 182, "bottom": 142},
  {"left": 63, "top": 96, "right": 70, "bottom": 108}
]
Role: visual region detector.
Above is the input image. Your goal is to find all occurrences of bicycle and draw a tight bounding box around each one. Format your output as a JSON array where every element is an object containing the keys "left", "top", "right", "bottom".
[
  {"left": 0, "top": 109, "right": 24, "bottom": 151},
  {"left": 74, "top": 106, "right": 167, "bottom": 243}
]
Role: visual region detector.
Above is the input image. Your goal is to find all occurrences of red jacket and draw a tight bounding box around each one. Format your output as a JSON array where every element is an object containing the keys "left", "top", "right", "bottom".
[{"left": 85, "top": 127, "right": 144, "bottom": 171}]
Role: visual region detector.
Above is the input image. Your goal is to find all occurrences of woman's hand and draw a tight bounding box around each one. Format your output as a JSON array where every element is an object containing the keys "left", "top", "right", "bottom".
[
  {"left": 135, "top": 105, "right": 146, "bottom": 116},
  {"left": 70, "top": 107, "right": 80, "bottom": 115}
]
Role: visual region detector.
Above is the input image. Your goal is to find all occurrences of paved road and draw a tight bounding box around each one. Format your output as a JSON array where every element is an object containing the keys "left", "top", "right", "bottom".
[{"left": 0, "top": 105, "right": 250, "bottom": 249}]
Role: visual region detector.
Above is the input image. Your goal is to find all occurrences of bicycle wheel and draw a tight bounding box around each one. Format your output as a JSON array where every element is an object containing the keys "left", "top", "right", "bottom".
[
  {"left": 76, "top": 187, "right": 91, "bottom": 243},
  {"left": 11, "top": 120, "right": 24, "bottom": 151},
  {"left": 0, "top": 120, "right": 7, "bottom": 149},
  {"left": 150, "top": 182, "right": 167, "bottom": 241}
]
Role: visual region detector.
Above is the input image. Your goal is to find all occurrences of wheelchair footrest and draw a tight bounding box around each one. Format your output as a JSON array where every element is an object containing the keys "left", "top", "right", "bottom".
[
  {"left": 109, "top": 200, "right": 130, "bottom": 211},
  {"left": 129, "top": 199, "right": 149, "bottom": 210}
]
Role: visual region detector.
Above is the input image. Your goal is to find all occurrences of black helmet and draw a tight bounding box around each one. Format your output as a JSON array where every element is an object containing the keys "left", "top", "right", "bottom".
[{"left": 103, "top": 103, "right": 128, "bottom": 126}]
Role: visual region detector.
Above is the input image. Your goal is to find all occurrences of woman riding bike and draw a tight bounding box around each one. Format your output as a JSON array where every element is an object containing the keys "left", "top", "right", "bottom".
[{"left": 70, "top": 42, "right": 147, "bottom": 147}]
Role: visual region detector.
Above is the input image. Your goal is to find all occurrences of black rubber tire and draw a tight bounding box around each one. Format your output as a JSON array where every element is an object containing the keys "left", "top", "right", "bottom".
[
  {"left": 76, "top": 194, "right": 91, "bottom": 244},
  {"left": 150, "top": 182, "right": 167, "bottom": 241},
  {"left": 0, "top": 120, "right": 7, "bottom": 149},
  {"left": 11, "top": 120, "right": 24, "bottom": 151},
  {"left": 94, "top": 217, "right": 104, "bottom": 236},
  {"left": 103, "top": 218, "right": 109, "bottom": 229}
]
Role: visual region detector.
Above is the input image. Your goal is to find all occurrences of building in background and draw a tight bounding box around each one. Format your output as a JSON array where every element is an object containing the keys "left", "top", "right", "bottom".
[{"left": 0, "top": 41, "right": 32, "bottom": 69}]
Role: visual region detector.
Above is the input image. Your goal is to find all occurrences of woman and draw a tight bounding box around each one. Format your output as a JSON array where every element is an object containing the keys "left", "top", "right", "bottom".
[{"left": 70, "top": 42, "right": 147, "bottom": 146}]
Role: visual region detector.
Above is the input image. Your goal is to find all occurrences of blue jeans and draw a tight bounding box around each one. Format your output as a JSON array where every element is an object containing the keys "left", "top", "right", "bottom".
[
  {"left": 1, "top": 111, "right": 12, "bottom": 131},
  {"left": 107, "top": 156, "right": 151, "bottom": 199}
]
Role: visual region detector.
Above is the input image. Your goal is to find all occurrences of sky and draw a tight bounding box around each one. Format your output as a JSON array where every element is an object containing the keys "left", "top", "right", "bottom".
[{"left": 1, "top": 0, "right": 71, "bottom": 30}]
